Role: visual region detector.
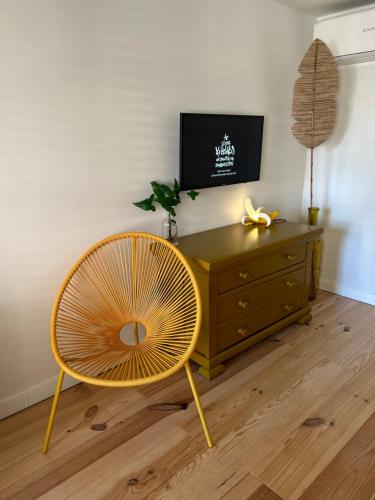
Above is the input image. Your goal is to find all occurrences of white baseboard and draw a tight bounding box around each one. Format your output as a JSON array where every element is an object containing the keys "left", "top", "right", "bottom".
[
  {"left": 0, "top": 372, "right": 79, "bottom": 421},
  {"left": 320, "top": 279, "right": 375, "bottom": 306},
  {"left": 0, "top": 392, "right": 29, "bottom": 421}
]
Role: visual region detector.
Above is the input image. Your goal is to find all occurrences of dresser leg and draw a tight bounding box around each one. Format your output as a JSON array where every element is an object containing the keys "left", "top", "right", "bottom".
[
  {"left": 297, "top": 312, "right": 312, "bottom": 325},
  {"left": 198, "top": 364, "right": 226, "bottom": 380}
]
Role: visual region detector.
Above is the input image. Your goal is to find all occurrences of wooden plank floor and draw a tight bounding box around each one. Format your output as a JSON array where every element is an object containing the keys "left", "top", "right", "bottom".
[{"left": 1, "top": 291, "right": 375, "bottom": 499}]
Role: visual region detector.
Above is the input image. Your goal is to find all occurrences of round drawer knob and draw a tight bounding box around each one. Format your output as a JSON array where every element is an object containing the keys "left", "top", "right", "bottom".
[
  {"left": 286, "top": 280, "right": 296, "bottom": 288},
  {"left": 238, "top": 272, "right": 250, "bottom": 280},
  {"left": 286, "top": 254, "right": 296, "bottom": 261},
  {"left": 238, "top": 300, "right": 249, "bottom": 309},
  {"left": 238, "top": 327, "right": 248, "bottom": 337},
  {"left": 284, "top": 304, "right": 294, "bottom": 312}
]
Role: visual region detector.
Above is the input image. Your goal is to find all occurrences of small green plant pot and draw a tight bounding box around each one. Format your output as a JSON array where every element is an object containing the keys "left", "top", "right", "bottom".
[
  {"left": 307, "top": 207, "right": 320, "bottom": 300},
  {"left": 308, "top": 207, "right": 319, "bottom": 226}
]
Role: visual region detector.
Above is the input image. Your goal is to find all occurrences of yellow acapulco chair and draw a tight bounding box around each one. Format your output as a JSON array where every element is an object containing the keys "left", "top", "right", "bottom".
[{"left": 43, "top": 232, "right": 213, "bottom": 453}]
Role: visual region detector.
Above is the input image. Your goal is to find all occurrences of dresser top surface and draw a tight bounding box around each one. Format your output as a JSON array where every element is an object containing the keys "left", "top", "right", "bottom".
[{"left": 177, "top": 221, "right": 322, "bottom": 267}]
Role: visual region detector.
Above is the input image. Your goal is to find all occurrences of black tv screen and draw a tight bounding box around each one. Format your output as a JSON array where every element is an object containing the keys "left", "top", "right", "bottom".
[{"left": 180, "top": 113, "right": 264, "bottom": 191}]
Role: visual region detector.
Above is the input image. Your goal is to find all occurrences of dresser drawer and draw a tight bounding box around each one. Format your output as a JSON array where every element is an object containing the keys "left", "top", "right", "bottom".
[
  {"left": 218, "top": 291, "right": 303, "bottom": 351},
  {"left": 218, "top": 267, "right": 305, "bottom": 324},
  {"left": 217, "top": 244, "right": 306, "bottom": 293}
]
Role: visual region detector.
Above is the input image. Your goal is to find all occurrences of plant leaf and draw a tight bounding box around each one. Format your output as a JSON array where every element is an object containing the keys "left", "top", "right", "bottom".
[
  {"left": 150, "top": 183, "right": 172, "bottom": 213},
  {"left": 151, "top": 180, "right": 181, "bottom": 213},
  {"left": 133, "top": 194, "right": 156, "bottom": 212},
  {"left": 187, "top": 190, "right": 199, "bottom": 201},
  {"left": 173, "top": 178, "right": 181, "bottom": 194},
  {"left": 151, "top": 181, "right": 174, "bottom": 198},
  {"left": 292, "top": 39, "right": 339, "bottom": 149},
  {"left": 151, "top": 182, "right": 173, "bottom": 205},
  {"left": 173, "top": 179, "right": 181, "bottom": 203}
]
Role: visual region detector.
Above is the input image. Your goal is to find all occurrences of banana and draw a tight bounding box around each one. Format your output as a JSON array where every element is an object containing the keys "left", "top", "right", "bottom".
[{"left": 241, "top": 198, "right": 279, "bottom": 227}]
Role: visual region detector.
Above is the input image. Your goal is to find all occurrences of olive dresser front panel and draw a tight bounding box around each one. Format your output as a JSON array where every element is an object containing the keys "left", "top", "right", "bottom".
[
  {"left": 218, "top": 290, "right": 303, "bottom": 351},
  {"left": 218, "top": 266, "right": 306, "bottom": 324},
  {"left": 217, "top": 243, "right": 306, "bottom": 293},
  {"left": 216, "top": 244, "right": 307, "bottom": 352}
]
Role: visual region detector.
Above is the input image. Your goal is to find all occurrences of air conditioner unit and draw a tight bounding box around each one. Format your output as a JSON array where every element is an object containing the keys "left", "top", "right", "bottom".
[{"left": 314, "top": 5, "right": 375, "bottom": 65}]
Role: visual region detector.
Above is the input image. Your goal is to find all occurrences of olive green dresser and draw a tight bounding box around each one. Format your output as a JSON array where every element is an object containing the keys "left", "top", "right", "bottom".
[{"left": 177, "top": 222, "right": 323, "bottom": 379}]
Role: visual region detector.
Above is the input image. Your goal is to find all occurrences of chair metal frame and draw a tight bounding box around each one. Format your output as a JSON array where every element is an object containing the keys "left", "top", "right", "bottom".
[{"left": 43, "top": 232, "right": 213, "bottom": 453}]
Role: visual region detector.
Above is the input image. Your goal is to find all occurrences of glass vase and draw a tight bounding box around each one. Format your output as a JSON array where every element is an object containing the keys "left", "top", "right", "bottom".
[{"left": 162, "top": 213, "right": 178, "bottom": 245}]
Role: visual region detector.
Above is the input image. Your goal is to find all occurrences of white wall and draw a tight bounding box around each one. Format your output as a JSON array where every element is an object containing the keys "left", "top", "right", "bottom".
[
  {"left": 0, "top": 0, "right": 314, "bottom": 418},
  {"left": 303, "top": 61, "right": 375, "bottom": 305}
]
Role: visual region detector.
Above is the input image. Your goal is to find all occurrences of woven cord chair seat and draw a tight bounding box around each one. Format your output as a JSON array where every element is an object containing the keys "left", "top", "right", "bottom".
[{"left": 52, "top": 233, "right": 200, "bottom": 386}]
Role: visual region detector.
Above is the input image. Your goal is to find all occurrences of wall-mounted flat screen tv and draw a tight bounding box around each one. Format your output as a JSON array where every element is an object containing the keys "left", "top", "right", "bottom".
[{"left": 179, "top": 113, "right": 264, "bottom": 191}]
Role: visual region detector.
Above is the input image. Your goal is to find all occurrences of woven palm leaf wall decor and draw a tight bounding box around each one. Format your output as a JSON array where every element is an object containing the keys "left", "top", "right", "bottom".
[
  {"left": 291, "top": 38, "right": 339, "bottom": 298},
  {"left": 292, "top": 38, "right": 339, "bottom": 207}
]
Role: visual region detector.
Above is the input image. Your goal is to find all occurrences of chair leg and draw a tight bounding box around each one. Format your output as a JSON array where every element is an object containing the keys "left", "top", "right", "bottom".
[
  {"left": 184, "top": 361, "right": 213, "bottom": 448},
  {"left": 42, "top": 369, "right": 65, "bottom": 454}
]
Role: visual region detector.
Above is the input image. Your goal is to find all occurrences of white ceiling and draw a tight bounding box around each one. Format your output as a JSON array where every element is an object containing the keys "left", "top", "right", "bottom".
[{"left": 275, "top": 0, "right": 375, "bottom": 16}]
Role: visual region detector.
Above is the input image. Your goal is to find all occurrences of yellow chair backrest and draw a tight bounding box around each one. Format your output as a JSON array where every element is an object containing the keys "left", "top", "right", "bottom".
[{"left": 51, "top": 232, "right": 202, "bottom": 387}]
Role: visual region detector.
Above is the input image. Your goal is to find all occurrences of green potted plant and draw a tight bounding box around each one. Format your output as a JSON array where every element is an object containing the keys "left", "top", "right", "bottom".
[{"left": 134, "top": 179, "right": 199, "bottom": 245}]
